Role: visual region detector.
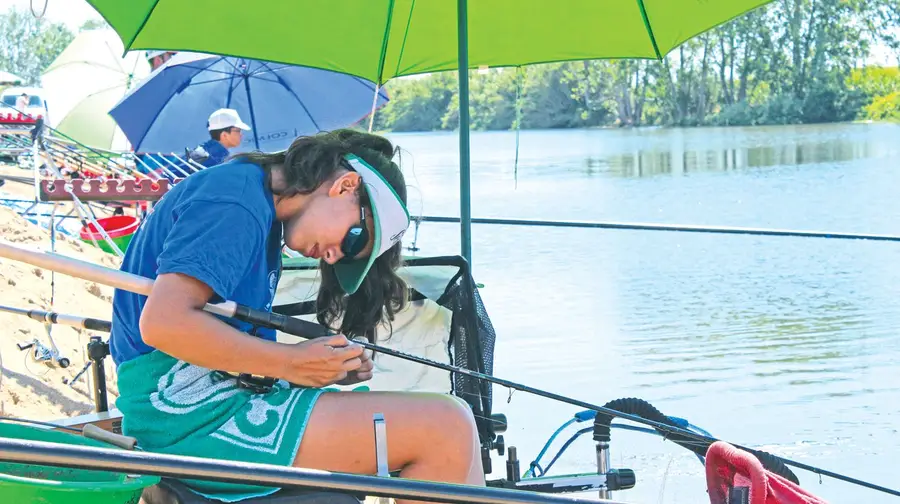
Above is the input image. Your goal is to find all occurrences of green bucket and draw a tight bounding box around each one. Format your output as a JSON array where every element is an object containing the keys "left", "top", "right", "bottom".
[
  {"left": 79, "top": 215, "right": 141, "bottom": 255},
  {"left": 0, "top": 422, "right": 160, "bottom": 504}
]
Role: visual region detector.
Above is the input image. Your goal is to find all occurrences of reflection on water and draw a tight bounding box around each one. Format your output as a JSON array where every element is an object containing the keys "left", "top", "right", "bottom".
[
  {"left": 597, "top": 138, "right": 874, "bottom": 177},
  {"left": 584, "top": 124, "right": 898, "bottom": 178},
  {"left": 385, "top": 123, "right": 900, "bottom": 504}
]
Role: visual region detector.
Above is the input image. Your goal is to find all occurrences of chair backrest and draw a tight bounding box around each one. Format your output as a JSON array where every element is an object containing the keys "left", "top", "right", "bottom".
[{"left": 274, "top": 255, "right": 499, "bottom": 450}]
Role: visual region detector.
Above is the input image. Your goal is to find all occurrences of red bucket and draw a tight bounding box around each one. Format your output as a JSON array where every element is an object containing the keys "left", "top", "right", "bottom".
[{"left": 79, "top": 215, "right": 140, "bottom": 254}]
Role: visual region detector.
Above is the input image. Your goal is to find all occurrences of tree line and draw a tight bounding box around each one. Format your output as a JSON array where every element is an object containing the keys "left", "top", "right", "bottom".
[{"left": 372, "top": 0, "right": 900, "bottom": 131}]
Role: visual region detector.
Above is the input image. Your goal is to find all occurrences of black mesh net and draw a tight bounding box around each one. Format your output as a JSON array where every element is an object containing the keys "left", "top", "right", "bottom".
[{"left": 437, "top": 266, "right": 497, "bottom": 445}]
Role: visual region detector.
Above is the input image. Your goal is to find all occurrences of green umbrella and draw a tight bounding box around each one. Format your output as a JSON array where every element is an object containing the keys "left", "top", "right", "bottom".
[{"left": 84, "top": 0, "right": 774, "bottom": 260}]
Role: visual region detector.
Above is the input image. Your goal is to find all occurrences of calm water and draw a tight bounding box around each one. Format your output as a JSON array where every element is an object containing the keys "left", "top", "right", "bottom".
[{"left": 384, "top": 123, "right": 900, "bottom": 503}]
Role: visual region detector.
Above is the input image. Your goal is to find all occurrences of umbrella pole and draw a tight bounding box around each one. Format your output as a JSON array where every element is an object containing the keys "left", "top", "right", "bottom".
[
  {"left": 457, "top": 0, "right": 473, "bottom": 266},
  {"left": 243, "top": 75, "right": 261, "bottom": 150}
]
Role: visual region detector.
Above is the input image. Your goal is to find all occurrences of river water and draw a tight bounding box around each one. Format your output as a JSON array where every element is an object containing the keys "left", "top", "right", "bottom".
[{"left": 384, "top": 122, "right": 900, "bottom": 504}]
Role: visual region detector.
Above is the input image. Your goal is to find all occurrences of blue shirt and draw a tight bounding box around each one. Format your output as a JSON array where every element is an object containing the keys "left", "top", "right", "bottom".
[
  {"left": 194, "top": 139, "right": 231, "bottom": 168},
  {"left": 109, "top": 160, "right": 283, "bottom": 366}
]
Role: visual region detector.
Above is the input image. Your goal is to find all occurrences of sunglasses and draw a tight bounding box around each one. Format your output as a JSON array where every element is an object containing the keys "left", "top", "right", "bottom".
[{"left": 338, "top": 204, "right": 369, "bottom": 263}]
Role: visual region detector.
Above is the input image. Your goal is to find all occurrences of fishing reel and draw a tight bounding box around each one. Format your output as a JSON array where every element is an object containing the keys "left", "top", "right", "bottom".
[{"left": 17, "top": 337, "right": 70, "bottom": 369}]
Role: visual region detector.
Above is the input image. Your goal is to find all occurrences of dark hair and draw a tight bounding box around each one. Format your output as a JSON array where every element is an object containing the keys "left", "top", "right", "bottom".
[
  {"left": 233, "top": 129, "right": 409, "bottom": 342},
  {"left": 209, "top": 127, "right": 231, "bottom": 141}
]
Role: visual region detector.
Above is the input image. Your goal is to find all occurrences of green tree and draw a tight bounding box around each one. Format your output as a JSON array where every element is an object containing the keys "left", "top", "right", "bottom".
[
  {"left": 0, "top": 6, "right": 73, "bottom": 86},
  {"left": 358, "top": 0, "right": 900, "bottom": 132}
]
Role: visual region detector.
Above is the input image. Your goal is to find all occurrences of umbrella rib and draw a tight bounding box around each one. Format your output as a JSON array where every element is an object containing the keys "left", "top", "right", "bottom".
[
  {"left": 123, "top": 57, "right": 215, "bottom": 151},
  {"left": 43, "top": 60, "right": 129, "bottom": 77},
  {"left": 182, "top": 76, "right": 243, "bottom": 87},
  {"left": 227, "top": 73, "right": 241, "bottom": 107},
  {"left": 392, "top": 0, "right": 418, "bottom": 80},
  {"left": 245, "top": 62, "right": 293, "bottom": 82},
  {"left": 177, "top": 63, "right": 236, "bottom": 77},
  {"left": 221, "top": 57, "right": 246, "bottom": 76},
  {"left": 636, "top": 0, "right": 663, "bottom": 60},
  {"left": 65, "top": 83, "right": 127, "bottom": 104},
  {"left": 251, "top": 64, "right": 291, "bottom": 76},
  {"left": 101, "top": 38, "right": 129, "bottom": 74},
  {"left": 245, "top": 74, "right": 282, "bottom": 85},
  {"left": 125, "top": 0, "right": 162, "bottom": 51},
  {"left": 257, "top": 60, "right": 321, "bottom": 131},
  {"left": 375, "top": 0, "right": 396, "bottom": 85}
]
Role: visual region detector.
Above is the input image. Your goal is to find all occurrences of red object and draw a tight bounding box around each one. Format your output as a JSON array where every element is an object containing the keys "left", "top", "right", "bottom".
[
  {"left": 706, "top": 442, "right": 828, "bottom": 504},
  {"left": 79, "top": 215, "right": 140, "bottom": 241},
  {"left": 39, "top": 177, "right": 178, "bottom": 202}
]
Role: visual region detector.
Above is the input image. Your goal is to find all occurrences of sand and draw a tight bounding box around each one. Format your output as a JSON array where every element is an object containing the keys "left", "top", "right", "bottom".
[{"left": 0, "top": 205, "right": 122, "bottom": 422}]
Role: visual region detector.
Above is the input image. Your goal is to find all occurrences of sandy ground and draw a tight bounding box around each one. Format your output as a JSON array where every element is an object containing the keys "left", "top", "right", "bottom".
[
  {"left": 0, "top": 164, "right": 39, "bottom": 200},
  {"left": 0, "top": 204, "right": 122, "bottom": 421}
]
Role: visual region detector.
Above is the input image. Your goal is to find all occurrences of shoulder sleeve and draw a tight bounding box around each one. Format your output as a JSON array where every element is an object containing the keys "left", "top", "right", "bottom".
[{"left": 156, "top": 200, "right": 266, "bottom": 301}]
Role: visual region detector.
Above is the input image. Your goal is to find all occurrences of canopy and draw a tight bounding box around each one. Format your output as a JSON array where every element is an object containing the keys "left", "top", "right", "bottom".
[
  {"left": 109, "top": 52, "right": 388, "bottom": 153},
  {"left": 86, "top": 1, "right": 774, "bottom": 84}
]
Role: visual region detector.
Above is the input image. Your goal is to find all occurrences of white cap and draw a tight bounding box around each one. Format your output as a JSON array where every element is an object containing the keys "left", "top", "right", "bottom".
[
  {"left": 333, "top": 155, "right": 410, "bottom": 295},
  {"left": 207, "top": 108, "right": 251, "bottom": 131}
]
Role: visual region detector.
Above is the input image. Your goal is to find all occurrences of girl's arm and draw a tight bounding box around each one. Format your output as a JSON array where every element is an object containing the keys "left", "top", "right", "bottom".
[{"left": 141, "top": 271, "right": 364, "bottom": 388}]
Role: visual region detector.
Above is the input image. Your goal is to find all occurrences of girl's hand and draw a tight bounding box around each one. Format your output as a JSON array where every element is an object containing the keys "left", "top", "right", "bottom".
[
  {"left": 337, "top": 336, "right": 375, "bottom": 385},
  {"left": 283, "top": 334, "right": 364, "bottom": 387}
]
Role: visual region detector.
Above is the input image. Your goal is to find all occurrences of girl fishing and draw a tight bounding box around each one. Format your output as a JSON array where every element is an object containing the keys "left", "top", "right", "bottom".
[{"left": 109, "top": 129, "right": 484, "bottom": 503}]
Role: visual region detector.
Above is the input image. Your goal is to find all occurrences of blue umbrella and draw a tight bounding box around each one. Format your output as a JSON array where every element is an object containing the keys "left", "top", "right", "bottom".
[{"left": 109, "top": 52, "right": 389, "bottom": 154}]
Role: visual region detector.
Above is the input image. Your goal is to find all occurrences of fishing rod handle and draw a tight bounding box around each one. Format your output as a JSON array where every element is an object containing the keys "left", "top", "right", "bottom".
[
  {"left": 82, "top": 424, "right": 137, "bottom": 450},
  {"left": 47, "top": 311, "right": 112, "bottom": 332},
  {"left": 232, "top": 304, "right": 332, "bottom": 339}
]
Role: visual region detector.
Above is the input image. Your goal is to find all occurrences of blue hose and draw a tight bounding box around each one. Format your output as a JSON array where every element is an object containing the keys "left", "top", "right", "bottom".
[{"left": 523, "top": 410, "right": 712, "bottom": 479}]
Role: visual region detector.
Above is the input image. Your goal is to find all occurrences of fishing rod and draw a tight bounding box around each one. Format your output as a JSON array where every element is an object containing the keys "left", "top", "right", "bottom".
[
  {"left": 0, "top": 240, "right": 896, "bottom": 498},
  {"left": 0, "top": 304, "right": 111, "bottom": 333},
  {"left": 0, "top": 437, "right": 624, "bottom": 504},
  {"left": 418, "top": 215, "right": 900, "bottom": 243},
  {"left": 0, "top": 304, "right": 113, "bottom": 410}
]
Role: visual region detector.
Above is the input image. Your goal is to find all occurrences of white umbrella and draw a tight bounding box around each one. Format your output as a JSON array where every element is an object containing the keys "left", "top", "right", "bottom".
[{"left": 40, "top": 29, "right": 150, "bottom": 151}]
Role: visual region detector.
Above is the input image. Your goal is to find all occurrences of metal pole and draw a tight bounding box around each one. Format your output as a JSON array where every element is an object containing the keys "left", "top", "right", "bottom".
[
  {"left": 31, "top": 137, "right": 41, "bottom": 202},
  {"left": 0, "top": 438, "right": 624, "bottom": 504},
  {"left": 457, "top": 0, "right": 473, "bottom": 266}
]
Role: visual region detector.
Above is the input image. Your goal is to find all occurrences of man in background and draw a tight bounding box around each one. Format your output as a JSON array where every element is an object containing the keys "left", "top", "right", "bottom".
[
  {"left": 15, "top": 93, "right": 28, "bottom": 112},
  {"left": 188, "top": 108, "right": 251, "bottom": 168}
]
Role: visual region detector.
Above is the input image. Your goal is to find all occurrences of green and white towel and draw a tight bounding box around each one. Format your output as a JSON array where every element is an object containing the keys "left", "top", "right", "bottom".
[{"left": 115, "top": 350, "right": 327, "bottom": 502}]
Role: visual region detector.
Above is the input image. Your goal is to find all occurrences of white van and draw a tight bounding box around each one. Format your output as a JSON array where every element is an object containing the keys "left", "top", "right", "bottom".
[{"left": 0, "top": 86, "right": 51, "bottom": 124}]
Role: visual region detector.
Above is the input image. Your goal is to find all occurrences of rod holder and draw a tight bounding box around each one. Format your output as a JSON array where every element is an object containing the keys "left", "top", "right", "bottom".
[{"left": 39, "top": 178, "right": 181, "bottom": 202}]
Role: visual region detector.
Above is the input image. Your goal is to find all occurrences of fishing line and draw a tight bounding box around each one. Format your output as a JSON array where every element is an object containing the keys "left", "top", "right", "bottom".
[
  {"left": 0, "top": 242, "right": 896, "bottom": 497},
  {"left": 0, "top": 416, "right": 82, "bottom": 433}
]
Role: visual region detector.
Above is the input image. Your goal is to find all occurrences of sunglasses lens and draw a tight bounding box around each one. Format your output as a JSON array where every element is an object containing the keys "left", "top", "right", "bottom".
[{"left": 340, "top": 226, "right": 368, "bottom": 261}]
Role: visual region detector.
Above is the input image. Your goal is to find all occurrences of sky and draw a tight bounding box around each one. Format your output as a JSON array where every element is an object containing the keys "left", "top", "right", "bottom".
[
  {"left": 0, "top": 0, "right": 896, "bottom": 66},
  {"left": 0, "top": 0, "right": 100, "bottom": 31}
]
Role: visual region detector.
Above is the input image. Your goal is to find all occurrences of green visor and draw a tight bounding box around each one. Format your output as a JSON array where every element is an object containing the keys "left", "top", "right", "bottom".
[{"left": 333, "top": 155, "right": 410, "bottom": 295}]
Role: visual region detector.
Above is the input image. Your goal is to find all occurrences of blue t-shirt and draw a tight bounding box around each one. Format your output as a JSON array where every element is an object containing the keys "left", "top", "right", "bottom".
[
  {"left": 109, "top": 160, "right": 283, "bottom": 366},
  {"left": 195, "top": 139, "right": 231, "bottom": 168}
]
